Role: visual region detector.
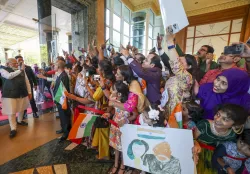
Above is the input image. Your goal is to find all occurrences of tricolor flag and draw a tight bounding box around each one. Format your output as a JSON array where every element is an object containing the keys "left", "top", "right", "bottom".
[
  {"left": 137, "top": 127, "right": 166, "bottom": 140},
  {"left": 68, "top": 113, "right": 98, "bottom": 144},
  {"left": 54, "top": 81, "right": 68, "bottom": 109},
  {"left": 168, "top": 103, "right": 182, "bottom": 128}
]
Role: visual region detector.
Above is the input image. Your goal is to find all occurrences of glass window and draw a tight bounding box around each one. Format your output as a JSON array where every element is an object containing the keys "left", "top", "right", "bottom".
[
  {"left": 124, "top": 21, "right": 130, "bottom": 36},
  {"left": 185, "top": 38, "right": 194, "bottom": 55},
  {"left": 113, "top": 14, "right": 121, "bottom": 31},
  {"left": 148, "top": 37, "right": 152, "bottom": 50},
  {"left": 153, "top": 27, "right": 161, "bottom": 38},
  {"left": 187, "top": 27, "right": 195, "bottom": 38},
  {"left": 131, "top": 22, "right": 146, "bottom": 37},
  {"left": 113, "top": 30, "right": 121, "bottom": 47},
  {"left": 149, "top": 10, "right": 154, "bottom": 25},
  {"left": 114, "top": 0, "right": 122, "bottom": 15},
  {"left": 229, "top": 33, "right": 241, "bottom": 45},
  {"left": 155, "top": 17, "right": 162, "bottom": 26},
  {"left": 106, "top": 27, "right": 109, "bottom": 40},
  {"left": 195, "top": 21, "right": 230, "bottom": 37},
  {"left": 123, "top": 36, "right": 129, "bottom": 46},
  {"left": 132, "top": 36, "right": 146, "bottom": 50},
  {"left": 106, "top": 0, "right": 110, "bottom": 9},
  {"left": 194, "top": 35, "right": 229, "bottom": 58},
  {"left": 149, "top": 24, "right": 153, "bottom": 38},
  {"left": 153, "top": 39, "right": 157, "bottom": 48},
  {"left": 106, "top": 9, "right": 110, "bottom": 26},
  {"left": 231, "top": 19, "right": 243, "bottom": 33},
  {"left": 123, "top": 5, "right": 130, "bottom": 22}
]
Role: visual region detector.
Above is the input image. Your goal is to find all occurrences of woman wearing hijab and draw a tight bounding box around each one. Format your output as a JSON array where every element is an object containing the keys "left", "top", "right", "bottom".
[{"left": 194, "top": 68, "right": 250, "bottom": 120}]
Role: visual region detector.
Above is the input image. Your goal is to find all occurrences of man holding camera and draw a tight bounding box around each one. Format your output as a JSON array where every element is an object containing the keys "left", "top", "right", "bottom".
[{"left": 15, "top": 56, "right": 39, "bottom": 118}]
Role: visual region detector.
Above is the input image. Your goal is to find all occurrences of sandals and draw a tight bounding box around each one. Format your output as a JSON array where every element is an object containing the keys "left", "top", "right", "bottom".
[{"left": 108, "top": 166, "right": 118, "bottom": 174}]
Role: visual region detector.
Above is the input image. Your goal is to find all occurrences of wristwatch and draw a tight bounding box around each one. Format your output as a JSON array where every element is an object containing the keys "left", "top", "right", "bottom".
[{"left": 223, "top": 164, "right": 230, "bottom": 172}]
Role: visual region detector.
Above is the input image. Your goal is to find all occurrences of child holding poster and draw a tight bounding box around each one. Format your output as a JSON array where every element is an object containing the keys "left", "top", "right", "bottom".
[
  {"left": 193, "top": 104, "right": 248, "bottom": 174},
  {"left": 102, "top": 80, "right": 137, "bottom": 174}
]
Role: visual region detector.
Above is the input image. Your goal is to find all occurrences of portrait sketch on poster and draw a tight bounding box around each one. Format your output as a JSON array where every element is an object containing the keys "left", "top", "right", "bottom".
[
  {"left": 158, "top": 0, "right": 189, "bottom": 34},
  {"left": 120, "top": 125, "right": 195, "bottom": 174}
]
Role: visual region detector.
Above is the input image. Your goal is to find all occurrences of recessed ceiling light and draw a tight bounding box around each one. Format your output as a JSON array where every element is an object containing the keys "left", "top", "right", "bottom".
[{"left": 195, "top": 2, "right": 198, "bottom": 4}]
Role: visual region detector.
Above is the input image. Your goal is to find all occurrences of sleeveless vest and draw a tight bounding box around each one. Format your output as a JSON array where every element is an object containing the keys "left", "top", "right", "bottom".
[{"left": 2, "top": 68, "right": 28, "bottom": 98}]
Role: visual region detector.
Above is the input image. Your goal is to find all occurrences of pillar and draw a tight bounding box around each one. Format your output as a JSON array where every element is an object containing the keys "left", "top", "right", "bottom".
[{"left": 37, "top": 0, "right": 52, "bottom": 64}]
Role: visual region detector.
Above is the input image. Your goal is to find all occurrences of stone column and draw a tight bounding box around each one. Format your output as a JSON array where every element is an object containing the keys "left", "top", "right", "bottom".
[{"left": 37, "top": 0, "right": 52, "bottom": 64}]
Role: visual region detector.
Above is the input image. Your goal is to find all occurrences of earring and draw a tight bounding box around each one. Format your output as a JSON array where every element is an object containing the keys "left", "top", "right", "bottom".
[
  {"left": 118, "top": 93, "right": 121, "bottom": 97},
  {"left": 232, "top": 125, "right": 244, "bottom": 134}
]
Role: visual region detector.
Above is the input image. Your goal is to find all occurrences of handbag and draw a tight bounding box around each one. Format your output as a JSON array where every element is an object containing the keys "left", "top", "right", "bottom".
[{"left": 93, "top": 116, "right": 109, "bottom": 128}]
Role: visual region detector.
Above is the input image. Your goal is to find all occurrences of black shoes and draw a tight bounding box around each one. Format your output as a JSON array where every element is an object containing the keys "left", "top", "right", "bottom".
[
  {"left": 58, "top": 134, "right": 68, "bottom": 143},
  {"left": 33, "top": 112, "right": 39, "bottom": 118},
  {"left": 56, "top": 129, "right": 63, "bottom": 134},
  {"left": 17, "top": 121, "right": 28, "bottom": 126},
  {"left": 9, "top": 130, "right": 17, "bottom": 138}
]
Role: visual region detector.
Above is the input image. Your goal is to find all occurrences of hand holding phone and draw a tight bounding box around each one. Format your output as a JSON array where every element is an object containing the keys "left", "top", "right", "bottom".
[{"left": 224, "top": 44, "right": 244, "bottom": 55}]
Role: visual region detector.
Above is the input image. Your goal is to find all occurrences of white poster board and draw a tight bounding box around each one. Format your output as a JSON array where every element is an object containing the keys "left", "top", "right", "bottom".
[
  {"left": 158, "top": 0, "right": 189, "bottom": 34},
  {"left": 120, "top": 125, "right": 194, "bottom": 174}
]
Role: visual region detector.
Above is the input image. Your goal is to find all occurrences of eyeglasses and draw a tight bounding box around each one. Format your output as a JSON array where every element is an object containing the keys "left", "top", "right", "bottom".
[{"left": 199, "top": 48, "right": 207, "bottom": 52}]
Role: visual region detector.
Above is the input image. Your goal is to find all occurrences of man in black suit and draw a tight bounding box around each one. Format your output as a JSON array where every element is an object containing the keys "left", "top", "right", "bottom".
[
  {"left": 52, "top": 60, "right": 71, "bottom": 142},
  {"left": 15, "top": 56, "right": 39, "bottom": 118}
]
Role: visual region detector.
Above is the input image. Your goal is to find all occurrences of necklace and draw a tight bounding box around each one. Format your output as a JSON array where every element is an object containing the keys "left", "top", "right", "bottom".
[{"left": 211, "top": 122, "right": 231, "bottom": 137}]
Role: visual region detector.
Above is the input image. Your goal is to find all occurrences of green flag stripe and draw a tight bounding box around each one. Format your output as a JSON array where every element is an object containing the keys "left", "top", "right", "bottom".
[
  {"left": 83, "top": 116, "right": 98, "bottom": 137},
  {"left": 54, "top": 82, "right": 63, "bottom": 103}
]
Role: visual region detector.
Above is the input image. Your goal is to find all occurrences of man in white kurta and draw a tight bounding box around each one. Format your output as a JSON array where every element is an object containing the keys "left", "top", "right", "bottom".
[{"left": 1, "top": 58, "right": 31, "bottom": 138}]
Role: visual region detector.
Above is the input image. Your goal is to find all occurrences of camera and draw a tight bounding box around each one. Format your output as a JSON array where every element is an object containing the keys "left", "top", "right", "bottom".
[
  {"left": 224, "top": 44, "right": 244, "bottom": 55},
  {"left": 93, "top": 75, "right": 100, "bottom": 81}
]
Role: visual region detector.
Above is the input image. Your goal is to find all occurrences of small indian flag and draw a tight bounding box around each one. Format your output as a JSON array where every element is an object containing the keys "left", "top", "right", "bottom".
[
  {"left": 68, "top": 113, "right": 98, "bottom": 144},
  {"left": 54, "top": 81, "right": 68, "bottom": 109},
  {"left": 168, "top": 103, "right": 183, "bottom": 128}
]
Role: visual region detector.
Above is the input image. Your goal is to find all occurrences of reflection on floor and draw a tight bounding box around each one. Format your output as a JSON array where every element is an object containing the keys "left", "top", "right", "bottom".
[
  {"left": 0, "top": 139, "right": 112, "bottom": 174},
  {"left": 0, "top": 112, "right": 112, "bottom": 174}
]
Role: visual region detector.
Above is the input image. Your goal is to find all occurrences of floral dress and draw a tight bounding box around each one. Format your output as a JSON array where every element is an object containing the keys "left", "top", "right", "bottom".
[
  {"left": 212, "top": 141, "right": 250, "bottom": 174},
  {"left": 109, "top": 107, "right": 130, "bottom": 151},
  {"left": 164, "top": 59, "right": 193, "bottom": 117}
]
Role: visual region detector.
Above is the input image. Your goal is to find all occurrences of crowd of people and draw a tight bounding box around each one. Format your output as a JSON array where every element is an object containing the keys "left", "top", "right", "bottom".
[{"left": 0, "top": 31, "right": 250, "bottom": 174}]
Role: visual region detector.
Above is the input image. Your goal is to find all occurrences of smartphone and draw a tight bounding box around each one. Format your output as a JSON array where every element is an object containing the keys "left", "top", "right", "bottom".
[
  {"left": 224, "top": 44, "right": 244, "bottom": 55},
  {"left": 93, "top": 75, "right": 100, "bottom": 81},
  {"left": 85, "top": 71, "right": 89, "bottom": 77}
]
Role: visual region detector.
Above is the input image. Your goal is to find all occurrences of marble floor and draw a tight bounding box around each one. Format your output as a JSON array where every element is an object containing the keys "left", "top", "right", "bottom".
[{"left": 0, "top": 112, "right": 113, "bottom": 174}]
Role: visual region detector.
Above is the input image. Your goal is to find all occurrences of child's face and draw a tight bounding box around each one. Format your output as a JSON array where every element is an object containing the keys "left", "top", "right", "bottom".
[
  {"left": 182, "top": 104, "right": 189, "bottom": 119},
  {"left": 237, "top": 138, "right": 250, "bottom": 157},
  {"left": 213, "top": 110, "right": 234, "bottom": 129}
]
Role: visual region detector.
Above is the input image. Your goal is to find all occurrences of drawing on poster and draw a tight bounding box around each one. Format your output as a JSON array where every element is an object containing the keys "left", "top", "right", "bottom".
[
  {"left": 120, "top": 124, "right": 194, "bottom": 174},
  {"left": 143, "top": 142, "right": 181, "bottom": 174},
  {"left": 127, "top": 139, "right": 149, "bottom": 170}
]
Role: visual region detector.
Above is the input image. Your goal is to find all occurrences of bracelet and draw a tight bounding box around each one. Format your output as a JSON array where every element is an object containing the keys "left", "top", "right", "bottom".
[{"left": 168, "top": 45, "right": 175, "bottom": 50}]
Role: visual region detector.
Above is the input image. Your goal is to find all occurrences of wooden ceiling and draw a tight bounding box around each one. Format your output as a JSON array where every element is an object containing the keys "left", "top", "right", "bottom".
[{"left": 121, "top": 0, "right": 250, "bottom": 16}]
